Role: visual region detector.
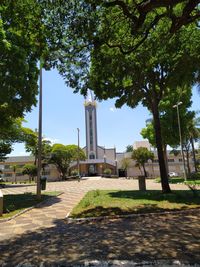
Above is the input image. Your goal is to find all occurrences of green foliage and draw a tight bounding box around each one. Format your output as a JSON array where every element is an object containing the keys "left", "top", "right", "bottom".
[
  {"left": 3, "top": 192, "right": 60, "bottom": 218},
  {"left": 132, "top": 147, "right": 154, "bottom": 165},
  {"left": 22, "top": 164, "right": 37, "bottom": 181},
  {"left": 189, "top": 172, "right": 200, "bottom": 180},
  {"left": 0, "top": 118, "right": 25, "bottom": 160},
  {"left": 70, "top": 190, "right": 200, "bottom": 219},
  {"left": 121, "top": 158, "right": 132, "bottom": 174},
  {"left": 0, "top": 141, "right": 12, "bottom": 161},
  {"left": 49, "top": 144, "right": 86, "bottom": 179},
  {"left": 103, "top": 168, "right": 112, "bottom": 175},
  {"left": 141, "top": 86, "right": 194, "bottom": 148},
  {"left": 126, "top": 145, "right": 133, "bottom": 152},
  {"left": 93, "top": 189, "right": 100, "bottom": 198},
  {"left": 22, "top": 128, "right": 52, "bottom": 163},
  {"left": 0, "top": 0, "right": 45, "bottom": 121},
  {"left": 71, "top": 169, "right": 78, "bottom": 176},
  {"left": 53, "top": 2, "right": 200, "bottom": 192},
  {"left": 132, "top": 147, "right": 154, "bottom": 177}
]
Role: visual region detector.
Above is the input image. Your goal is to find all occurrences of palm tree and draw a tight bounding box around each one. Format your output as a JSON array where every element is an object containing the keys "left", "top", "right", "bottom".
[{"left": 187, "top": 116, "right": 200, "bottom": 173}]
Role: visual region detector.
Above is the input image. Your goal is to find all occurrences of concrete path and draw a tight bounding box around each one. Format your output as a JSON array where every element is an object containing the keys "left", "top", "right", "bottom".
[
  {"left": 0, "top": 178, "right": 142, "bottom": 241},
  {"left": 0, "top": 178, "right": 199, "bottom": 266}
]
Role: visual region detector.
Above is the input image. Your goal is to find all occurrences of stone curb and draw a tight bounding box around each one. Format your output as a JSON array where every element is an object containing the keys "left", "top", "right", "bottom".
[
  {"left": 0, "top": 192, "right": 63, "bottom": 223},
  {"left": 8, "top": 259, "right": 200, "bottom": 266},
  {"left": 65, "top": 207, "right": 200, "bottom": 223}
]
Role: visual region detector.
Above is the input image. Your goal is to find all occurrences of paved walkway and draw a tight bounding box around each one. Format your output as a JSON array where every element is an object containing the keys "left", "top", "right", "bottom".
[{"left": 0, "top": 178, "right": 200, "bottom": 266}]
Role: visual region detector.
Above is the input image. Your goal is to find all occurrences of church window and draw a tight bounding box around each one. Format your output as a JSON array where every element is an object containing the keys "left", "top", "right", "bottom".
[{"left": 89, "top": 153, "right": 95, "bottom": 159}]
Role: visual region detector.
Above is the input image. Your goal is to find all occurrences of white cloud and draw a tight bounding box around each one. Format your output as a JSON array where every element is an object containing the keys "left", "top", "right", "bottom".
[
  {"left": 109, "top": 107, "right": 116, "bottom": 112},
  {"left": 43, "top": 137, "right": 60, "bottom": 144}
]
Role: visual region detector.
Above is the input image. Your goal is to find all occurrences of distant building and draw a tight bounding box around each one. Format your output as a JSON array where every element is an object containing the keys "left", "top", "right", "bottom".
[
  {"left": 0, "top": 91, "right": 195, "bottom": 181},
  {"left": 71, "top": 91, "right": 117, "bottom": 176},
  {"left": 0, "top": 156, "right": 58, "bottom": 182},
  {"left": 133, "top": 141, "right": 151, "bottom": 150}
]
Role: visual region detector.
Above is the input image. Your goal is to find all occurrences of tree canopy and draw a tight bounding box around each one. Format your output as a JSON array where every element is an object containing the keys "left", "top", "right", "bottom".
[
  {"left": 49, "top": 144, "right": 86, "bottom": 179},
  {"left": 126, "top": 145, "right": 133, "bottom": 153},
  {"left": 132, "top": 147, "right": 154, "bottom": 177},
  {"left": 141, "top": 86, "right": 194, "bottom": 149},
  {"left": 0, "top": 0, "right": 46, "bottom": 120},
  {"left": 51, "top": 1, "right": 200, "bottom": 193},
  {"left": 22, "top": 164, "right": 37, "bottom": 182},
  {"left": 22, "top": 128, "right": 52, "bottom": 164}
]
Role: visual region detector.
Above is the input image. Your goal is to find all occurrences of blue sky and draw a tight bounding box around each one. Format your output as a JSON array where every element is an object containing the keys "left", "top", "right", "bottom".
[{"left": 10, "top": 68, "right": 200, "bottom": 156}]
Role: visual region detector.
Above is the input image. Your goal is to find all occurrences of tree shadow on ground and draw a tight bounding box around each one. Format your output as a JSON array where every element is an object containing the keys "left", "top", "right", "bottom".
[
  {"left": 108, "top": 190, "right": 200, "bottom": 206},
  {"left": 71, "top": 205, "right": 196, "bottom": 219},
  {"left": 0, "top": 210, "right": 200, "bottom": 266}
]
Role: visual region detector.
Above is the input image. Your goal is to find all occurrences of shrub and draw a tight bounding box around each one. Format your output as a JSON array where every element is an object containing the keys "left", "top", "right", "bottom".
[
  {"left": 103, "top": 168, "right": 112, "bottom": 175},
  {"left": 189, "top": 172, "right": 200, "bottom": 180},
  {"left": 71, "top": 169, "right": 78, "bottom": 176}
]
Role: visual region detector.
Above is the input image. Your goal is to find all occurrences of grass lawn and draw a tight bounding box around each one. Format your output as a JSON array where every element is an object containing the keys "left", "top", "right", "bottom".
[
  {"left": 1, "top": 191, "right": 60, "bottom": 219},
  {"left": 70, "top": 190, "right": 200, "bottom": 218}
]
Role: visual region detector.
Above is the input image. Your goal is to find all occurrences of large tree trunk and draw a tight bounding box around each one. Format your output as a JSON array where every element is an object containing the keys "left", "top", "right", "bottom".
[
  {"left": 142, "top": 164, "right": 147, "bottom": 177},
  {"left": 152, "top": 99, "right": 171, "bottom": 193},
  {"left": 163, "top": 144, "right": 169, "bottom": 174},
  {"left": 185, "top": 146, "right": 191, "bottom": 175},
  {"left": 190, "top": 137, "right": 198, "bottom": 172}
]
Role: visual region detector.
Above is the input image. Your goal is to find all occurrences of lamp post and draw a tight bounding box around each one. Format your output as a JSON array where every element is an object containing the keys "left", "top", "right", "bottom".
[
  {"left": 115, "top": 159, "right": 118, "bottom": 176},
  {"left": 37, "top": 60, "right": 43, "bottom": 199},
  {"left": 103, "top": 154, "right": 106, "bottom": 174},
  {"left": 77, "top": 128, "right": 80, "bottom": 181},
  {"left": 173, "top": 102, "right": 187, "bottom": 180}
]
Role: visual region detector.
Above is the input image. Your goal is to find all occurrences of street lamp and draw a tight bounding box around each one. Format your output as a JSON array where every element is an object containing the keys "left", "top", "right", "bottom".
[
  {"left": 36, "top": 60, "right": 43, "bottom": 199},
  {"left": 103, "top": 153, "right": 106, "bottom": 173},
  {"left": 77, "top": 128, "right": 80, "bottom": 181},
  {"left": 115, "top": 159, "right": 118, "bottom": 176},
  {"left": 173, "top": 102, "right": 187, "bottom": 180}
]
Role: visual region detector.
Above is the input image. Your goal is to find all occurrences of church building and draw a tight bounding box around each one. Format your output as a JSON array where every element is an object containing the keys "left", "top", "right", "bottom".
[{"left": 71, "top": 91, "right": 118, "bottom": 176}]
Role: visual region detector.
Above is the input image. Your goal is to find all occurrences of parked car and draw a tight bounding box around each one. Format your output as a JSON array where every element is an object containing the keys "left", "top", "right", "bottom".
[{"left": 168, "top": 172, "right": 178, "bottom": 177}]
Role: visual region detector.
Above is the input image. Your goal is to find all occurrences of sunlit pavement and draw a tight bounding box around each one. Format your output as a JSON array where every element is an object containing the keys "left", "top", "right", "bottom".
[{"left": 0, "top": 178, "right": 199, "bottom": 266}]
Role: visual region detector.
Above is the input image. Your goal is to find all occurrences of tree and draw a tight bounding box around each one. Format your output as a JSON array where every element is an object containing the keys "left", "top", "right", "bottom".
[
  {"left": 0, "top": 141, "right": 12, "bottom": 161},
  {"left": 183, "top": 115, "right": 200, "bottom": 174},
  {"left": 22, "top": 164, "right": 37, "bottom": 183},
  {"left": 47, "top": 1, "right": 200, "bottom": 192},
  {"left": 0, "top": 0, "right": 47, "bottom": 122},
  {"left": 0, "top": 118, "right": 25, "bottom": 161},
  {"left": 121, "top": 158, "right": 132, "bottom": 178},
  {"left": 22, "top": 128, "right": 52, "bottom": 165},
  {"left": 141, "top": 86, "right": 194, "bottom": 173},
  {"left": 42, "top": 1, "right": 200, "bottom": 61},
  {"left": 132, "top": 147, "right": 154, "bottom": 177},
  {"left": 126, "top": 145, "right": 133, "bottom": 153},
  {"left": 49, "top": 144, "right": 86, "bottom": 180},
  {"left": 11, "top": 165, "right": 18, "bottom": 184}
]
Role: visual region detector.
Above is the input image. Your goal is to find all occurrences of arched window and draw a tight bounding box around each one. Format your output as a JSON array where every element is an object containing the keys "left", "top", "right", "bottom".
[{"left": 89, "top": 153, "right": 95, "bottom": 159}]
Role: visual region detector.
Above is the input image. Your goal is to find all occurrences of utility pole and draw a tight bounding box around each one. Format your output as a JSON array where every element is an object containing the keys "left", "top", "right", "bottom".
[
  {"left": 173, "top": 102, "right": 187, "bottom": 181},
  {"left": 37, "top": 60, "right": 43, "bottom": 199},
  {"left": 77, "top": 128, "right": 80, "bottom": 181}
]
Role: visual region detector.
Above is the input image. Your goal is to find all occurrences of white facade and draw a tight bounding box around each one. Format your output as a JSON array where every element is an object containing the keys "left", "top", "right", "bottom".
[
  {"left": 133, "top": 141, "right": 151, "bottom": 150},
  {"left": 85, "top": 91, "right": 98, "bottom": 160}
]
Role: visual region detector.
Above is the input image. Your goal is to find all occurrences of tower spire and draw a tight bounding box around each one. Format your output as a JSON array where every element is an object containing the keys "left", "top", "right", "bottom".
[
  {"left": 84, "top": 90, "right": 98, "bottom": 160},
  {"left": 85, "top": 90, "right": 94, "bottom": 103}
]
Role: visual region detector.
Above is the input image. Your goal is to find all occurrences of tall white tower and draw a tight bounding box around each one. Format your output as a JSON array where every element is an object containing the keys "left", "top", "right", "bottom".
[{"left": 85, "top": 90, "right": 98, "bottom": 160}]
